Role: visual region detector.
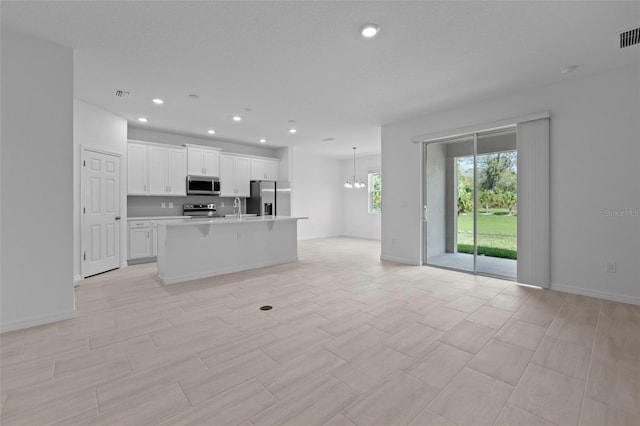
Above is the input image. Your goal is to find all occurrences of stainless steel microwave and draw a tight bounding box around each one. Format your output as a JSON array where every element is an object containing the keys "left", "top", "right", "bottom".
[{"left": 186, "top": 176, "right": 220, "bottom": 195}]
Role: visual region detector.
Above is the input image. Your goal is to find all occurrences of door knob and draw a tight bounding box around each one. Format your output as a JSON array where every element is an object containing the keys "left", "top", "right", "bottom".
[{"left": 115, "top": 216, "right": 121, "bottom": 221}]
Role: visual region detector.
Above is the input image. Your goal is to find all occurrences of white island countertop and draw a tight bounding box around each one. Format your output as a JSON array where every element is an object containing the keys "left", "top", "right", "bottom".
[
  {"left": 127, "top": 216, "right": 190, "bottom": 221},
  {"left": 157, "top": 216, "right": 308, "bottom": 227},
  {"left": 156, "top": 216, "right": 307, "bottom": 284}
]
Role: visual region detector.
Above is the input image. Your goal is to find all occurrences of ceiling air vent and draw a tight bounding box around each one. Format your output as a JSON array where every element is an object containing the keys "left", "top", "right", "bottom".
[
  {"left": 321, "top": 137, "right": 336, "bottom": 142},
  {"left": 618, "top": 26, "right": 640, "bottom": 48},
  {"left": 113, "top": 89, "right": 130, "bottom": 98}
]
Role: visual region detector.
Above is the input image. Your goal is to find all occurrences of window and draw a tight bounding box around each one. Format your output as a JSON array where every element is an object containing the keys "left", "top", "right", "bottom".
[{"left": 368, "top": 170, "right": 382, "bottom": 213}]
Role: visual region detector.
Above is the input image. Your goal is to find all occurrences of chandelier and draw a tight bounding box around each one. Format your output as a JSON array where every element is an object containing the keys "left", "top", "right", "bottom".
[{"left": 344, "top": 147, "right": 365, "bottom": 189}]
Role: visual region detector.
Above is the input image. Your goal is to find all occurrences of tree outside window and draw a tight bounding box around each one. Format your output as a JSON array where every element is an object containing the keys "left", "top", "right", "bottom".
[{"left": 368, "top": 171, "right": 382, "bottom": 214}]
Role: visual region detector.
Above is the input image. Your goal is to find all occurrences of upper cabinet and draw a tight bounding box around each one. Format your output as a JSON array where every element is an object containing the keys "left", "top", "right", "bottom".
[
  {"left": 128, "top": 143, "right": 148, "bottom": 195},
  {"left": 127, "top": 141, "right": 186, "bottom": 196},
  {"left": 186, "top": 145, "right": 221, "bottom": 177},
  {"left": 220, "top": 154, "right": 250, "bottom": 197},
  {"left": 250, "top": 157, "right": 279, "bottom": 181},
  {"left": 128, "top": 141, "right": 279, "bottom": 198}
]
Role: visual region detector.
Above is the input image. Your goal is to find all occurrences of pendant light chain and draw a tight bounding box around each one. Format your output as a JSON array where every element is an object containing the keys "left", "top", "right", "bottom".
[{"left": 344, "top": 147, "right": 365, "bottom": 189}]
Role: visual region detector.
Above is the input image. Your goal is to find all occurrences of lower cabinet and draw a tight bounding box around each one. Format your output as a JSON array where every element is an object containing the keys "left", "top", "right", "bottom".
[
  {"left": 128, "top": 219, "right": 170, "bottom": 262},
  {"left": 128, "top": 221, "right": 153, "bottom": 259}
]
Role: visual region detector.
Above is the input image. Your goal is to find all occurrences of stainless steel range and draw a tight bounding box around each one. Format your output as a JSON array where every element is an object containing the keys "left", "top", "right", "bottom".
[{"left": 183, "top": 203, "right": 221, "bottom": 218}]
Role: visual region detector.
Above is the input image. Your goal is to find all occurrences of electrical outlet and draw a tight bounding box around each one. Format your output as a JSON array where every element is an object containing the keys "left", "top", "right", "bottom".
[
  {"left": 169, "top": 202, "right": 173, "bottom": 208},
  {"left": 161, "top": 202, "right": 166, "bottom": 208},
  {"left": 221, "top": 202, "right": 225, "bottom": 207},
  {"left": 607, "top": 262, "right": 617, "bottom": 273}
]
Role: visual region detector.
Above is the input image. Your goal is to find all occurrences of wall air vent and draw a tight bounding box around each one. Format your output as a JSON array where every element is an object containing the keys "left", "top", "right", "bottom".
[
  {"left": 113, "top": 89, "right": 130, "bottom": 98},
  {"left": 619, "top": 26, "right": 640, "bottom": 48}
]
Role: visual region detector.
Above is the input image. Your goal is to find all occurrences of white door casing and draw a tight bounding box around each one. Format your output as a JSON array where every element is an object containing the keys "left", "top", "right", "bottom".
[{"left": 82, "top": 149, "right": 121, "bottom": 277}]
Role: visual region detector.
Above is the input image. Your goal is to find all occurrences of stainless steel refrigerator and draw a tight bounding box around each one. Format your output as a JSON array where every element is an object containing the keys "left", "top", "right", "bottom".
[{"left": 247, "top": 181, "right": 291, "bottom": 216}]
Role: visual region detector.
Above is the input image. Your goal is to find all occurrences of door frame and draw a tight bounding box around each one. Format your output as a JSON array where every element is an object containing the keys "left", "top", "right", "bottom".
[
  {"left": 417, "top": 112, "right": 550, "bottom": 286},
  {"left": 421, "top": 127, "right": 517, "bottom": 280},
  {"left": 80, "top": 146, "right": 123, "bottom": 279}
]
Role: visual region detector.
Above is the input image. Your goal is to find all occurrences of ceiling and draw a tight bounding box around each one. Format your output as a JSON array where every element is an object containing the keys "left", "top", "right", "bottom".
[{"left": 2, "top": 1, "right": 638, "bottom": 159}]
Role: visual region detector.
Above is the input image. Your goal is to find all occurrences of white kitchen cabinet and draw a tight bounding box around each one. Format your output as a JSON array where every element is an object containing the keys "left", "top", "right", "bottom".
[
  {"left": 128, "top": 218, "right": 181, "bottom": 261},
  {"left": 127, "top": 143, "right": 148, "bottom": 194},
  {"left": 220, "top": 154, "right": 250, "bottom": 197},
  {"left": 250, "top": 157, "right": 279, "bottom": 181},
  {"left": 128, "top": 220, "right": 153, "bottom": 259},
  {"left": 166, "top": 148, "right": 187, "bottom": 195},
  {"left": 148, "top": 146, "right": 186, "bottom": 196},
  {"left": 147, "top": 145, "right": 167, "bottom": 194},
  {"left": 186, "top": 145, "right": 221, "bottom": 177},
  {"left": 128, "top": 141, "right": 186, "bottom": 196}
]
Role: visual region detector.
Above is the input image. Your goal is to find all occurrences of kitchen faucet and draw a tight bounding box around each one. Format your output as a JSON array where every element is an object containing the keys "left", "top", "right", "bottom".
[{"left": 233, "top": 197, "right": 241, "bottom": 219}]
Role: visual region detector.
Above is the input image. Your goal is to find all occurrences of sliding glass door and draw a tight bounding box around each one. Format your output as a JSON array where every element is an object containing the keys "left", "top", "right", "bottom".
[
  {"left": 424, "top": 128, "right": 517, "bottom": 280},
  {"left": 425, "top": 136, "right": 475, "bottom": 273}
]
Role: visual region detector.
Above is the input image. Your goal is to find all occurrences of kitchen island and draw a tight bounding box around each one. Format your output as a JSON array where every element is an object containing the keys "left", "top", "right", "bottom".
[{"left": 156, "top": 216, "right": 307, "bottom": 284}]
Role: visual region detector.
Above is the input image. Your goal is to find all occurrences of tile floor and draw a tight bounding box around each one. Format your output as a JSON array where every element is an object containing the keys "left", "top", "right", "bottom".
[{"left": 1, "top": 237, "right": 639, "bottom": 425}]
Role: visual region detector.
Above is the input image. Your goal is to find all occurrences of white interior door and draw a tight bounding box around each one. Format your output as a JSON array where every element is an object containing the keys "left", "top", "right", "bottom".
[{"left": 82, "top": 149, "right": 121, "bottom": 277}]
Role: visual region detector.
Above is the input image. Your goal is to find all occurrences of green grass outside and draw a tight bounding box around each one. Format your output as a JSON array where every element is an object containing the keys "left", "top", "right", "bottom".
[{"left": 457, "top": 209, "right": 517, "bottom": 259}]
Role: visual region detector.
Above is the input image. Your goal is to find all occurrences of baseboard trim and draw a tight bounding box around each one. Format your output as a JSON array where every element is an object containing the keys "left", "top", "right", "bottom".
[
  {"left": 0, "top": 309, "right": 76, "bottom": 334},
  {"left": 339, "top": 235, "right": 382, "bottom": 241},
  {"left": 551, "top": 283, "right": 640, "bottom": 306},
  {"left": 73, "top": 275, "right": 82, "bottom": 283},
  {"left": 127, "top": 257, "right": 156, "bottom": 266},
  {"left": 380, "top": 254, "right": 422, "bottom": 266},
  {"left": 298, "top": 234, "right": 342, "bottom": 241}
]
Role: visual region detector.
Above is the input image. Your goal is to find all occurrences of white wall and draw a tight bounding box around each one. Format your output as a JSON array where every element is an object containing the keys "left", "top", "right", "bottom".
[
  {"left": 382, "top": 64, "right": 640, "bottom": 303},
  {"left": 1, "top": 29, "right": 75, "bottom": 331},
  {"left": 291, "top": 149, "right": 343, "bottom": 239},
  {"left": 276, "top": 147, "right": 291, "bottom": 181},
  {"left": 73, "top": 99, "right": 128, "bottom": 280},
  {"left": 342, "top": 153, "right": 382, "bottom": 240}
]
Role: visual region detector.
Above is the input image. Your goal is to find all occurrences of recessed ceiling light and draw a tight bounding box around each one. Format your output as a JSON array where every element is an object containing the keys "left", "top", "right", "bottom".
[
  {"left": 207, "top": 129, "right": 216, "bottom": 134},
  {"left": 152, "top": 98, "right": 164, "bottom": 105},
  {"left": 561, "top": 65, "right": 578, "bottom": 74},
  {"left": 289, "top": 128, "right": 297, "bottom": 134},
  {"left": 360, "top": 23, "right": 380, "bottom": 38},
  {"left": 187, "top": 94, "right": 199, "bottom": 99},
  {"left": 232, "top": 115, "right": 242, "bottom": 122},
  {"left": 244, "top": 108, "right": 252, "bottom": 112},
  {"left": 138, "top": 117, "right": 148, "bottom": 123},
  {"left": 288, "top": 119, "right": 296, "bottom": 123},
  {"left": 259, "top": 138, "right": 266, "bottom": 143}
]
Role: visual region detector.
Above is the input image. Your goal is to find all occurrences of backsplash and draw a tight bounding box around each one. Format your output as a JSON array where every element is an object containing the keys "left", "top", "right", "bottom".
[{"left": 128, "top": 195, "right": 246, "bottom": 217}]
